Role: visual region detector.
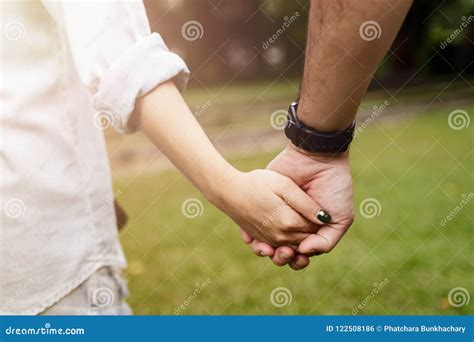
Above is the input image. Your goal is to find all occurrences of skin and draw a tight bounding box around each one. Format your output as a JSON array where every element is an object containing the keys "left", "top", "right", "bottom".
[
  {"left": 134, "top": 81, "right": 328, "bottom": 247},
  {"left": 132, "top": 0, "right": 413, "bottom": 270},
  {"left": 242, "top": 0, "right": 413, "bottom": 269},
  {"left": 299, "top": 0, "right": 414, "bottom": 131},
  {"left": 241, "top": 146, "right": 354, "bottom": 269}
]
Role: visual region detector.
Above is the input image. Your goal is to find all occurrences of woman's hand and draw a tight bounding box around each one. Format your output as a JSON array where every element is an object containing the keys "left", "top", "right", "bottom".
[
  {"left": 241, "top": 143, "right": 355, "bottom": 269},
  {"left": 210, "top": 169, "right": 326, "bottom": 247}
]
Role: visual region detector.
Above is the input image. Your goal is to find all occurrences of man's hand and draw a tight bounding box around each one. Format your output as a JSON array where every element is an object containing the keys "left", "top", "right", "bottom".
[
  {"left": 241, "top": 143, "right": 355, "bottom": 269},
  {"left": 213, "top": 169, "right": 326, "bottom": 247},
  {"left": 239, "top": 0, "right": 412, "bottom": 269}
]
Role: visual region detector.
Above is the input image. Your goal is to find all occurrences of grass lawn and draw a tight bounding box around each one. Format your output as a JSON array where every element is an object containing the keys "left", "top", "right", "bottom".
[{"left": 114, "top": 100, "right": 472, "bottom": 315}]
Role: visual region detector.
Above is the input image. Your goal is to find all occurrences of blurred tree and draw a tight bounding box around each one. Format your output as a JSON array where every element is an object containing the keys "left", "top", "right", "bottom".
[
  {"left": 144, "top": 0, "right": 473, "bottom": 88},
  {"left": 424, "top": 0, "right": 474, "bottom": 75}
]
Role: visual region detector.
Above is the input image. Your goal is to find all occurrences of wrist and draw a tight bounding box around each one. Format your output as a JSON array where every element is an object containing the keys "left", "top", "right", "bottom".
[
  {"left": 298, "top": 98, "right": 355, "bottom": 132},
  {"left": 287, "top": 142, "right": 349, "bottom": 164},
  {"left": 200, "top": 163, "right": 242, "bottom": 207},
  {"left": 285, "top": 100, "right": 355, "bottom": 154}
]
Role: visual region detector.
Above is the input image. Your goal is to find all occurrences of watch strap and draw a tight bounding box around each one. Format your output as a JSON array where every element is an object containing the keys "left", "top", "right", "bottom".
[{"left": 284, "top": 100, "right": 355, "bottom": 153}]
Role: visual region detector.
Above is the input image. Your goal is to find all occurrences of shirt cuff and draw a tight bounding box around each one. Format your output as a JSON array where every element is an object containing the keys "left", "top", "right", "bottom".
[{"left": 93, "top": 32, "right": 190, "bottom": 134}]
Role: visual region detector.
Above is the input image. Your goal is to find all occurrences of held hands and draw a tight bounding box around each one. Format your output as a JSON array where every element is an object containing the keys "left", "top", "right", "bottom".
[
  {"left": 240, "top": 143, "right": 355, "bottom": 269},
  {"left": 136, "top": 81, "right": 353, "bottom": 267},
  {"left": 210, "top": 169, "right": 327, "bottom": 247}
]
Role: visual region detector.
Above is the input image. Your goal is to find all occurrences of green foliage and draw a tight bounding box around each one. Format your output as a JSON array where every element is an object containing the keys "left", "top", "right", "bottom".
[{"left": 427, "top": 0, "right": 474, "bottom": 46}]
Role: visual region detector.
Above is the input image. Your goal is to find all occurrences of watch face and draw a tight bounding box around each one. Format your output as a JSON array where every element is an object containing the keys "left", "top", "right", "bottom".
[
  {"left": 290, "top": 101, "right": 299, "bottom": 116},
  {"left": 286, "top": 103, "right": 297, "bottom": 129}
]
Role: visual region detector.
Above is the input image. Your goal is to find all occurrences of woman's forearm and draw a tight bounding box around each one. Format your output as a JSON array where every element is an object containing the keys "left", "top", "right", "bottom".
[
  {"left": 134, "top": 81, "right": 237, "bottom": 203},
  {"left": 133, "top": 81, "right": 325, "bottom": 247}
]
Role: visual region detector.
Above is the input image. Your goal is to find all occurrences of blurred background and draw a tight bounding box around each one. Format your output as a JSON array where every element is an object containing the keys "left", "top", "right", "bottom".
[
  {"left": 106, "top": 0, "right": 473, "bottom": 315},
  {"left": 146, "top": 0, "right": 474, "bottom": 86}
]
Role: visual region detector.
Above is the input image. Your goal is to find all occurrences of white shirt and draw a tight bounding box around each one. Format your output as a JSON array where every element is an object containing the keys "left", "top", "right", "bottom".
[{"left": 0, "top": 1, "right": 189, "bottom": 314}]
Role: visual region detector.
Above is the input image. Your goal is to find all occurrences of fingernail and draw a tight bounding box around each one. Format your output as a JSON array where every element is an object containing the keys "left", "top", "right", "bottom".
[
  {"left": 316, "top": 209, "right": 331, "bottom": 224},
  {"left": 280, "top": 252, "right": 289, "bottom": 260},
  {"left": 258, "top": 250, "right": 265, "bottom": 256}
]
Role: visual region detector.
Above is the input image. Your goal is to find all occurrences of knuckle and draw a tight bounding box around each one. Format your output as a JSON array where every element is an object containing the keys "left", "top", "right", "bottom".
[
  {"left": 279, "top": 215, "right": 295, "bottom": 228},
  {"left": 295, "top": 217, "right": 308, "bottom": 228},
  {"left": 281, "top": 212, "right": 304, "bottom": 229},
  {"left": 274, "top": 233, "right": 289, "bottom": 246},
  {"left": 276, "top": 177, "right": 293, "bottom": 192},
  {"left": 283, "top": 177, "right": 294, "bottom": 188}
]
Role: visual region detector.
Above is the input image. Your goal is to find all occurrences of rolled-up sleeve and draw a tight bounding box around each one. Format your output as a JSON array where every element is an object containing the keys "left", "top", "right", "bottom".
[{"left": 43, "top": 1, "right": 189, "bottom": 133}]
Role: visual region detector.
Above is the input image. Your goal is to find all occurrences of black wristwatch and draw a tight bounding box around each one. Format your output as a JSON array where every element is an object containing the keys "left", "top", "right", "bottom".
[{"left": 284, "top": 99, "right": 355, "bottom": 153}]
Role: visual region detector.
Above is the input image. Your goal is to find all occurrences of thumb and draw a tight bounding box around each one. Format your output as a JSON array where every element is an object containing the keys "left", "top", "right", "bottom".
[{"left": 277, "top": 179, "right": 331, "bottom": 226}]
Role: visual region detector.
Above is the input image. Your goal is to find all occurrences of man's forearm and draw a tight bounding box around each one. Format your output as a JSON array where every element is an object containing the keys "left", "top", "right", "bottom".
[{"left": 298, "top": 0, "right": 413, "bottom": 131}]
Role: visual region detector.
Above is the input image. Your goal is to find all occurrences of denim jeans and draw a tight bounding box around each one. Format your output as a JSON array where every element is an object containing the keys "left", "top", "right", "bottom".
[{"left": 40, "top": 267, "right": 132, "bottom": 315}]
